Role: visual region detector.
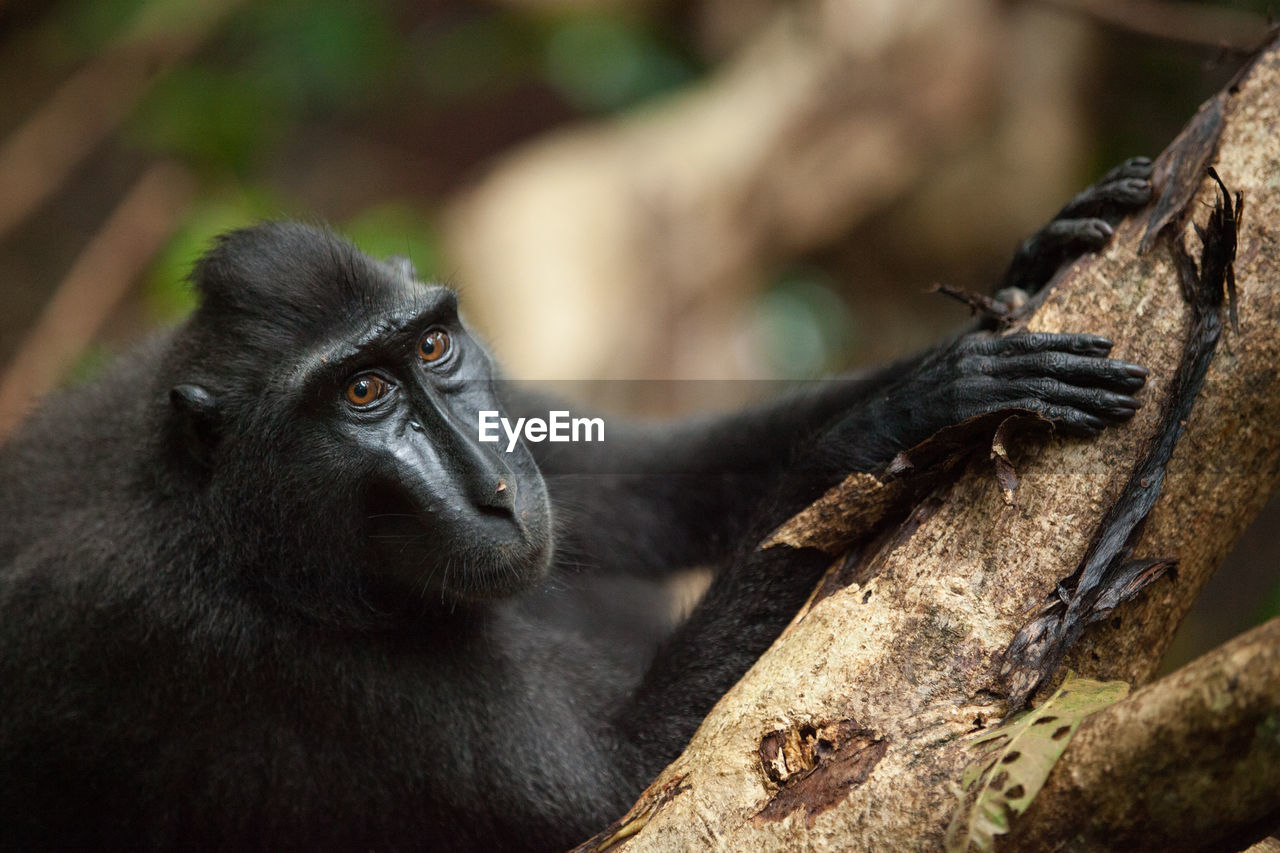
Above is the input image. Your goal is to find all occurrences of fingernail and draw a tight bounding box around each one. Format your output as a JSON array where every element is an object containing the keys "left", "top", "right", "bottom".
[{"left": 1124, "top": 363, "right": 1149, "bottom": 378}]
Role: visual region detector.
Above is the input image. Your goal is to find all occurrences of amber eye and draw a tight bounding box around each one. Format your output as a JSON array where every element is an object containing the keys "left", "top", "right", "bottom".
[
  {"left": 345, "top": 373, "right": 391, "bottom": 407},
  {"left": 417, "top": 328, "right": 451, "bottom": 363}
]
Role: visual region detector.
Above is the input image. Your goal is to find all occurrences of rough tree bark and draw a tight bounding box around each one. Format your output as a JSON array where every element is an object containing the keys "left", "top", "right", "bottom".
[{"left": 577, "top": 36, "right": 1280, "bottom": 853}]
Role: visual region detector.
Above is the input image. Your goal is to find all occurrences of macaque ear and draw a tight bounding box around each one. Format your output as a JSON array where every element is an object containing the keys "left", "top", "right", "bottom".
[{"left": 169, "top": 383, "right": 221, "bottom": 468}]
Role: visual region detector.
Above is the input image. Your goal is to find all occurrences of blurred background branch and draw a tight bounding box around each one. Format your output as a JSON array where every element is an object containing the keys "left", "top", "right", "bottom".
[
  {"left": 1034, "top": 0, "right": 1271, "bottom": 52},
  {"left": 0, "top": 0, "right": 1274, "bottom": 671},
  {"left": 0, "top": 161, "right": 193, "bottom": 438},
  {"left": 0, "top": 0, "right": 242, "bottom": 239}
]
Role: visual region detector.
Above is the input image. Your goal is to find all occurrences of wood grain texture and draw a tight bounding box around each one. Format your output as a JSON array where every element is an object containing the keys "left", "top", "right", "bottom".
[{"left": 595, "top": 38, "right": 1280, "bottom": 853}]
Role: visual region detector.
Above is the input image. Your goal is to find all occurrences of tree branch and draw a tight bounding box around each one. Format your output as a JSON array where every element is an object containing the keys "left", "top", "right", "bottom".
[
  {"left": 1007, "top": 616, "right": 1280, "bottom": 851},
  {"left": 1035, "top": 0, "right": 1270, "bottom": 54},
  {"left": 586, "top": 35, "right": 1280, "bottom": 853}
]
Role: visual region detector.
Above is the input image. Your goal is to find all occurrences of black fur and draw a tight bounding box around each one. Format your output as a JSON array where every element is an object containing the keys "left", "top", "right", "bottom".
[{"left": 0, "top": 178, "right": 1149, "bottom": 852}]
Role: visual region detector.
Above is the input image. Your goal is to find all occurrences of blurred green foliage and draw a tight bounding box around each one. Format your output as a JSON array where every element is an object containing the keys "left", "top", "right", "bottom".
[
  {"left": 129, "top": 66, "right": 285, "bottom": 176},
  {"left": 231, "top": 1, "right": 400, "bottom": 111},
  {"left": 752, "top": 267, "right": 857, "bottom": 379},
  {"left": 413, "top": 8, "right": 698, "bottom": 110},
  {"left": 64, "top": 345, "right": 113, "bottom": 388},
  {"left": 144, "top": 191, "right": 284, "bottom": 322},
  {"left": 413, "top": 12, "right": 542, "bottom": 102},
  {"left": 126, "top": 1, "right": 401, "bottom": 176},
  {"left": 341, "top": 204, "right": 441, "bottom": 279},
  {"left": 541, "top": 12, "right": 697, "bottom": 112},
  {"left": 60, "top": 0, "right": 701, "bottom": 320},
  {"left": 52, "top": 0, "right": 153, "bottom": 53}
]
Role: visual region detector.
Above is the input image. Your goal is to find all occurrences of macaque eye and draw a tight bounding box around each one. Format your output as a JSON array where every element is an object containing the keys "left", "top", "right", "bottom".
[
  {"left": 417, "top": 329, "right": 451, "bottom": 363},
  {"left": 345, "top": 373, "right": 392, "bottom": 408}
]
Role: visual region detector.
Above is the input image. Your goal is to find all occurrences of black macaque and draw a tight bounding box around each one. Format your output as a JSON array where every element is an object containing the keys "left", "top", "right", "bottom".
[{"left": 0, "top": 160, "right": 1151, "bottom": 852}]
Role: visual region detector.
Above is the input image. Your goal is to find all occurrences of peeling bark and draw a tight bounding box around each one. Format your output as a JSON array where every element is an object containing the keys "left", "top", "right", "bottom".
[
  {"left": 752, "top": 720, "right": 888, "bottom": 827},
  {"left": 591, "top": 36, "right": 1280, "bottom": 853},
  {"left": 1001, "top": 168, "right": 1241, "bottom": 708},
  {"left": 764, "top": 411, "right": 1051, "bottom": 556}
]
